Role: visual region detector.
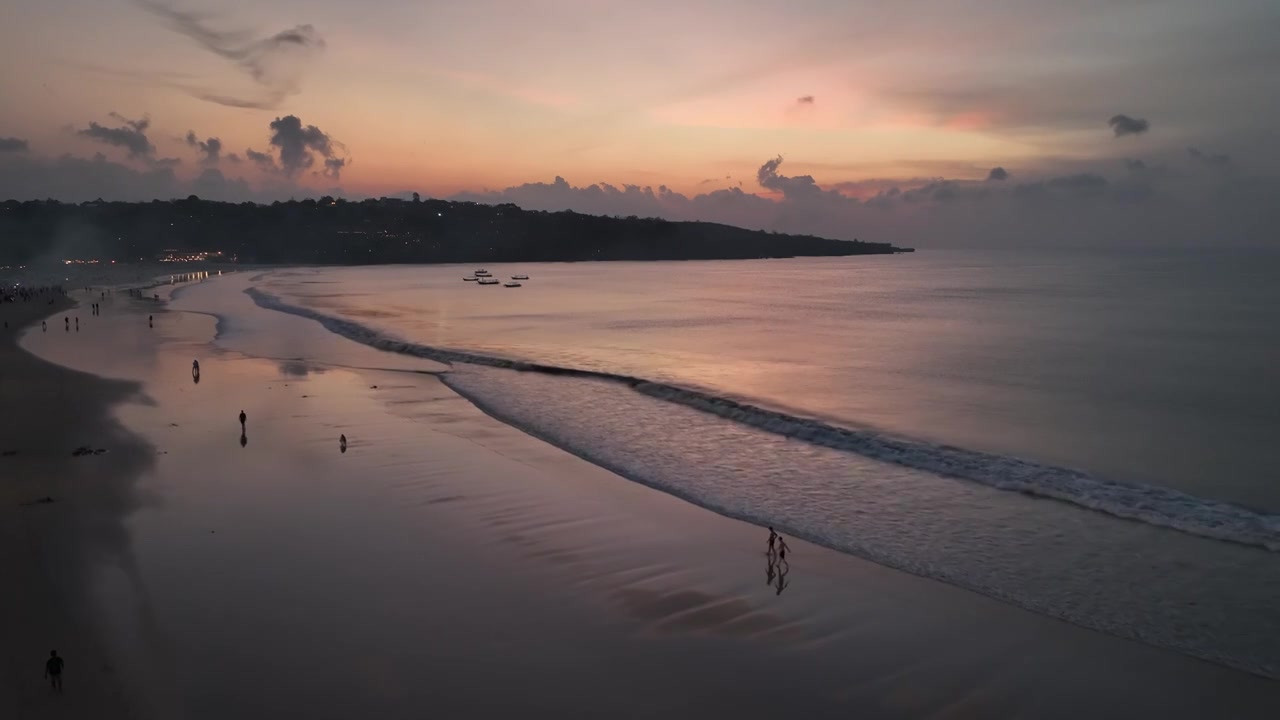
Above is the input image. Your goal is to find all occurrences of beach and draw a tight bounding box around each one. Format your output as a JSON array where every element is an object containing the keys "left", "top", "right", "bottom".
[{"left": 4, "top": 276, "right": 1280, "bottom": 718}]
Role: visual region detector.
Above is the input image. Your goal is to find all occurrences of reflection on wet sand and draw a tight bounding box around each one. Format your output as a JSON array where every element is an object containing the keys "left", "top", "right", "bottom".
[{"left": 764, "top": 527, "right": 791, "bottom": 596}]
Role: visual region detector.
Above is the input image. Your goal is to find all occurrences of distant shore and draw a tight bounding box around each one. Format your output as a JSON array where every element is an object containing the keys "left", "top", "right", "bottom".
[{"left": 0, "top": 196, "right": 908, "bottom": 266}]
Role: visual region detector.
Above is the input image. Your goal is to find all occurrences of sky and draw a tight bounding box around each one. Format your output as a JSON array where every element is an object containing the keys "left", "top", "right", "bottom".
[{"left": 1, "top": 0, "right": 1277, "bottom": 246}]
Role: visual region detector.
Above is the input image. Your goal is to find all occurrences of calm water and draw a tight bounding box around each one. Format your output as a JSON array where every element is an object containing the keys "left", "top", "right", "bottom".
[{"left": 167, "top": 250, "right": 1280, "bottom": 676}]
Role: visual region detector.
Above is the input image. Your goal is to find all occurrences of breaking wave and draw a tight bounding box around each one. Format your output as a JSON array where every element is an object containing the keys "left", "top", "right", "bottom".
[{"left": 246, "top": 285, "right": 1280, "bottom": 553}]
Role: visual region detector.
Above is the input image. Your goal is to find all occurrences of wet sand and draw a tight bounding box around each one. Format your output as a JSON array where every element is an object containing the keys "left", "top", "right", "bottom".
[{"left": 8, "top": 284, "right": 1280, "bottom": 718}]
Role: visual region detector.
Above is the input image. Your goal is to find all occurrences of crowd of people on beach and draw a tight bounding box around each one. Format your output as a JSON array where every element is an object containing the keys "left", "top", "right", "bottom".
[{"left": 0, "top": 284, "right": 65, "bottom": 306}]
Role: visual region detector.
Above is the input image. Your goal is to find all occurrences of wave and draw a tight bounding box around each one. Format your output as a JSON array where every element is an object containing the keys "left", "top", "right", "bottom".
[{"left": 245, "top": 285, "right": 1280, "bottom": 553}]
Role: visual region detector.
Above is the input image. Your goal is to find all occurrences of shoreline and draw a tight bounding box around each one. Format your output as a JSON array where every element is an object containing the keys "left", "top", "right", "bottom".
[{"left": 9, "top": 282, "right": 1280, "bottom": 717}]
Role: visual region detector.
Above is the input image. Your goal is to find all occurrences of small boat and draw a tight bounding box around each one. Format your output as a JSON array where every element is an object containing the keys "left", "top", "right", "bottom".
[
  {"left": 503, "top": 282, "right": 522, "bottom": 288},
  {"left": 478, "top": 278, "right": 499, "bottom": 285},
  {"left": 510, "top": 274, "right": 529, "bottom": 280},
  {"left": 474, "top": 269, "right": 490, "bottom": 276},
  {"left": 463, "top": 277, "right": 478, "bottom": 281}
]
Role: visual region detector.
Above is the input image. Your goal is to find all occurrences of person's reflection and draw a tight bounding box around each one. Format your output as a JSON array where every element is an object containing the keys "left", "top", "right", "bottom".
[
  {"left": 239, "top": 430, "right": 247, "bottom": 448},
  {"left": 763, "top": 529, "right": 791, "bottom": 596},
  {"left": 192, "top": 368, "right": 200, "bottom": 384},
  {"left": 775, "top": 558, "right": 790, "bottom": 596}
]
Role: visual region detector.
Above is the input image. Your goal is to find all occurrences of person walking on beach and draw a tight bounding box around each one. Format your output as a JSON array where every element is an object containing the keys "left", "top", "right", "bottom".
[
  {"left": 45, "top": 650, "right": 63, "bottom": 693},
  {"left": 239, "top": 410, "right": 247, "bottom": 428},
  {"left": 777, "top": 535, "right": 790, "bottom": 563},
  {"left": 767, "top": 527, "right": 777, "bottom": 553}
]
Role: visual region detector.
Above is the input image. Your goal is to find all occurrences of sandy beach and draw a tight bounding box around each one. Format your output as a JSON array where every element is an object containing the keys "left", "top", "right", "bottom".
[
  {"left": 0, "top": 293, "right": 149, "bottom": 719},
  {"left": 4, "top": 280, "right": 1279, "bottom": 719}
]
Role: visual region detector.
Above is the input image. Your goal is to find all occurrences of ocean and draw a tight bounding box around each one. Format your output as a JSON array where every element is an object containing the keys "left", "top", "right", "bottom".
[{"left": 168, "top": 249, "right": 1280, "bottom": 676}]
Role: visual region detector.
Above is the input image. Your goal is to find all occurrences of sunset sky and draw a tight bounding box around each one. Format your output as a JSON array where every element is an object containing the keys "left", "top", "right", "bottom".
[{"left": 1, "top": 0, "right": 1277, "bottom": 245}]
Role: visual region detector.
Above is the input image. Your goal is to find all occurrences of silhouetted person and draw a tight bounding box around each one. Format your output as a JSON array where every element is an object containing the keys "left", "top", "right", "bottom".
[
  {"left": 45, "top": 650, "right": 63, "bottom": 693},
  {"left": 42, "top": 320, "right": 46, "bottom": 332},
  {"left": 239, "top": 410, "right": 246, "bottom": 427},
  {"left": 778, "top": 536, "right": 790, "bottom": 562},
  {"left": 74, "top": 317, "right": 78, "bottom": 331},
  {"left": 192, "top": 359, "right": 200, "bottom": 372},
  {"left": 767, "top": 526, "right": 777, "bottom": 552},
  {"left": 149, "top": 315, "right": 153, "bottom": 328},
  {"left": 339, "top": 434, "right": 347, "bottom": 453},
  {"left": 64, "top": 317, "right": 69, "bottom": 330}
]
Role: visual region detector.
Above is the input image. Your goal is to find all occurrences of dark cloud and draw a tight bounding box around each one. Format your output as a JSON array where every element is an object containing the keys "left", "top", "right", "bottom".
[
  {"left": 185, "top": 131, "right": 222, "bottom": 165},
  {"left": 0, "top": 137, "right": 29, "bottom": 153},
  {"left": 987, "top": 167, "right": 1009, "bottom": 181},
  {"left": 268, "top": 116, "right": 346, "bottom": 178},
  {"left": 1047, "top": 173, "right": 1110, "bottom": 191},
  {"left": 797, "top": 95, "right": 815, "bottom": 105},
  {"left": 1108, "top": 114, "right": 1150, "bottom": 137},
  {"left": 1188, "top": 147, "right": 1232, "bottom": 168},
  {"left": 323, "top": 157, "right": 346, "bottom": 179},
  {"left": 245, "top": 148, "right": 276, "bottom": 172},
  {"left": 137, "top": 1, "right": 326, "bottom": 110},
  {"left": 78, "top": 114, "right": 154, "bottom": 157},
  {"left": 757, "top": 156, "right": 848, "bottom": 202},
  {"left": 225, "top": 152, "right": 242, "bottom": 164}
]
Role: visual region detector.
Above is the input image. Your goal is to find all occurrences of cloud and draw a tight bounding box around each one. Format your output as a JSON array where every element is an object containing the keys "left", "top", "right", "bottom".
[
  {"left": 1108, "top": 114, "right": 1150, "bottom": 137},
  {"left": 244, "top": 148, "right": 276, "bottom": 172},
  {"left": 796, "top": 95, "right": 815, "bottom": 105},
  {"left": 323, "top": 157, "right": 346, "bottom": 179},
  {"left": 0, "top": 151, "right": 251, "bottom": 202},
  {"left": 78, "top": 114, "right": 154, "bottom": 157},
  {"left": 1188, "top": 147, "right": 1232, "bottom": 168},
  {"left": 1047, "top": 173, "right": 1109, "bottom": 192},
  {"left": 0, "top": 137, "right": 29, "bottom": 153},
  {"left": 987, "top": 166, "right": 1009, "bottom": 181},
  {"left": 267, "top": 116, "right": 346, "bottom": 178},
  {"left": 757, "top": 155, "right": 849, "bottom": 203},
  {"left": 185, "top": 131, "right": 222, "bottom": 165},
  {"left": 136, "top": 1, "right": 326, "bottom": 110}
]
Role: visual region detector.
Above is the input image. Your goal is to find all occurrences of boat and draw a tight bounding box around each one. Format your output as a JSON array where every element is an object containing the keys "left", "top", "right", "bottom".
[
  {"left": 510, "top": 274, "right": 529, "bottom": 280},
  {"left": 463, "top": 277, "right": 478, "bottom": 281},
  {"left": 503, "top": 282, "right": 522, "bottom": 288},
  {"left": 478, "top": 278, "right": 499, "bottom": 285},
  {"left": 474, "top": 269, "right": 491, "bottom": 276}
]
